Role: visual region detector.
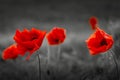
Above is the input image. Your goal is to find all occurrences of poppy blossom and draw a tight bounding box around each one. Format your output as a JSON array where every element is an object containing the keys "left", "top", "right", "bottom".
[
  {"left": 89, "top": 16, "right": 98, "bottom": 30},
  {"left": 86, "top": 27, "right": 114, "bottom": 55},
  {"left": 14, "top": 28, "right": 46, "bottom": 60},
  {"left": 46, "top": 27, "right": 66, "bottom": 45},
  {"left": 2, "top": 44, "right": 19, "bottom": 60}
]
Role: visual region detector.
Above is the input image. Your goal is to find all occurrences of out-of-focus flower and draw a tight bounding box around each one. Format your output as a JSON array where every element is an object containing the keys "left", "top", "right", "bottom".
[
  {"left": 89, "top": 16, "right": 98, "bottom": 30},
  {"left": 14, "top": 28, "right": 46, "bottom": 60},
  {"left": 46, "top": 27, "right": 66, "bottom": 45},
  {"left": 86, "top": 17, "right": 114, "bottom": 55},
  {"left": 2, "top": 44, "right": 19, "bottom": 60}
]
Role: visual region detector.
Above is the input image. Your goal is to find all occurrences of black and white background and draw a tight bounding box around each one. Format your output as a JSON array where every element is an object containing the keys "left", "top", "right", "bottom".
[{"left": 0, "top": 0, "right": 120, "bottom": 80}]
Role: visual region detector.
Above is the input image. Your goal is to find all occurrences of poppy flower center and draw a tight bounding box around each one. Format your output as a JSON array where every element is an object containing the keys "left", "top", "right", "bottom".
[
  {"left": 54, "top": 39, "right": 60, "bottom": 43},
  {"left": 100, "top": 38, "right": 108, "bottom": 46},
  {"left": 31, "top": 36, "right": 38, "bottom": 41}
]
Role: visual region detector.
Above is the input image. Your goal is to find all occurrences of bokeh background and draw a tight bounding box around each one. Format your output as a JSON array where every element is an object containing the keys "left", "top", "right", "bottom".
[{"left": 0, "top": 0, "right": 120, "bottom": 80}]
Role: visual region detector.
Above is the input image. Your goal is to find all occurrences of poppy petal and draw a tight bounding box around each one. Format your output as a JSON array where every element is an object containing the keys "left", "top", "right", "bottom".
[
  {"left": 46, "top": 27, "right": 66, "bottom": 45},
  {"left": 89, "top": 16, "right": 98, "bottom": 30},
  {"left": 86, "top": 27, "right": 114, "bottom": 55},
  {"left": 2, "top": 44, "right": 19, "bottom": 60},
  {"left": 13, "top": 28, "right": 46, "bottom": 60}
]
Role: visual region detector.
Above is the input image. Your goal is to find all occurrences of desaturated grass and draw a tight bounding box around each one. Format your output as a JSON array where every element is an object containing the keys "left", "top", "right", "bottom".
[
  {"left": 0, "top": 21, "right": 120, "bottom": 80},
  {"left": 0, "top": 41, "right": 119, "bottom": 80}
]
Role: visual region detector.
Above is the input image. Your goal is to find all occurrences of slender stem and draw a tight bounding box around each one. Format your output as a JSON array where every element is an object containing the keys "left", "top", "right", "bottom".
[
  {"left": 57, "top": 45, "right": 61, "bottom": 62},
  {"left": 47, "top": 44, "right": 51, "bottom": 64},
  {"left": 47, "top": 44, "right": 52, "bottom": 80},
  {"left": 109, "top": 50, "right": 119, "bottom": 80},
  {"left": 38, "top": 54, "right": 41, "bottom": 80}
]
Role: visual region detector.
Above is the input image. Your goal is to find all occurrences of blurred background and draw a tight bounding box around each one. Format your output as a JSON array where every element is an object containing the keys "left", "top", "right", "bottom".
[{"left": 0, "top": 0, "right": 120, "bottom": 80}]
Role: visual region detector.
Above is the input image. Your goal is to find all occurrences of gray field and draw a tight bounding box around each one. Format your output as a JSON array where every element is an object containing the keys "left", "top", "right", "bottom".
[{"left": 0, "top": 0, "right": 120, "bottom": 80}]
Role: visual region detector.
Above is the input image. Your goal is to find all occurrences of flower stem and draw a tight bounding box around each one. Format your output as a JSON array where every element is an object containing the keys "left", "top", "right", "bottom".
[
  {"left": 47, "top": 44, "right": 51, "bottom": 64},
  {"left": 47, "top": 45, "right": 60, "bottom": 80},
  {"left": 47, "top": 44, "right": 53, "bottom": 80},
  {"left": 109, "top": 50, "right": 119, "bottom": 80},
  {"left": 57, "top": 45, "right": 61, "bottom": 62},
  {"left": 47, "top": 45, "right": 60, "bottom": 64},
  {"left": 38, "top": 54, "right": 41, "bottom": 80}
]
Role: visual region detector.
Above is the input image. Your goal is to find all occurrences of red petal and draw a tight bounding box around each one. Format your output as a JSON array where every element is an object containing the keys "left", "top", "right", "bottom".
[
  {"left": 2, "top": 44, "right": 19, "bottom": 60},
  {"left": 13, "top": 28, "right": 46, "bottom": 60},
  {"left": 89, "top": 16, "right": 98, "bottom": 30},
  {"left": 86, "top": 27, "right": 114, "bottom": 55},
  {"left": 46, "top": 27, "right": 66, "bottom": 45}
]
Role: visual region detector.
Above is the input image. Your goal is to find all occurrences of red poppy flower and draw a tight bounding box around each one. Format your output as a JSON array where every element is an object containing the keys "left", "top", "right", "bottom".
[
  {"left": 89, "top": 16, "right": 98, "bottom": 30},
  {"left": 86, "top": 27, "right": 114, "bottom": 55},
  {"left": 14, "top": 28, "right": 46, "bottom": 60},
  {"left": 46, "top": 27, "right": 66, "bottom": 45},
  {"left": 2, "top": 44, "right": 19, "bottom": 60}
]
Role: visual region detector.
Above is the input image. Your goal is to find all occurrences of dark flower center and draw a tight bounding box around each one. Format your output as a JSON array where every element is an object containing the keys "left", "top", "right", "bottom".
[
  {"left": 100, "top": 38, "right": 108, "bottom": 46},
  {"left": 54, "top": 39, "right": 60, "bottom": 43},
  {"left": 31, "top": 36, "right": 38, "bottom": 41}
]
